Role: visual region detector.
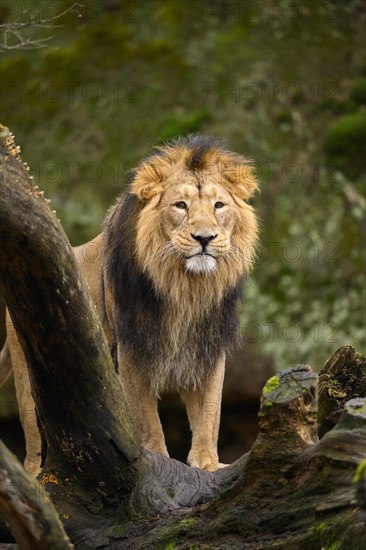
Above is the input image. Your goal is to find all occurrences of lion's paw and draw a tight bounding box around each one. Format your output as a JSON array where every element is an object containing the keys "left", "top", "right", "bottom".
[
  {"left": 216, "top": 462, "right": 229, "bottom": 469},
  {"left": 188, "top": 451, "right": 228, "bottom": 472}
]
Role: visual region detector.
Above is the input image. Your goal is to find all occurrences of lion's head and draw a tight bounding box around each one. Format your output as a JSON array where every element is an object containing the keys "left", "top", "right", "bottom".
[
  {"left": 130, "top": 135, "right": 259, "bottom": 305},
  {"left": 103, "top": 136, "right": 259, "bottom": 392}
]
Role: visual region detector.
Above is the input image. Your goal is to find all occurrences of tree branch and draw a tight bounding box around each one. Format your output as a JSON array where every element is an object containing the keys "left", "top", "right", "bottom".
[
  {"left": 0, "top": 441, "right": 73, "bottom": 549},
  {"left": 0, "top": 124, "right": 140, "bottom": 493},
  {"left": 0, "top": 3, "right": 83, "bottom": 52}
]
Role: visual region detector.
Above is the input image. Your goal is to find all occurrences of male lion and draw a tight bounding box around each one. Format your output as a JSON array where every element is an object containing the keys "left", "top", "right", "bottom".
[{"left": 1, "top": 135, "right": 259, "bottom": 474}]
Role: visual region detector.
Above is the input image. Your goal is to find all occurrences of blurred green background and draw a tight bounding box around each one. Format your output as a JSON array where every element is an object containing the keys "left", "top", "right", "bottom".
[{"left": 0, "top": 0, "right": 365, "bottom": 463}]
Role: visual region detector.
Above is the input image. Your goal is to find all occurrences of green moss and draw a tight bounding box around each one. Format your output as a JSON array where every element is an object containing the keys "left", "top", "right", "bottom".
[
  {"left": 263, "top": 375, "right": 280, "bottom": 396},
  {"left": 112, "top": 524, "right": 125, "bottom": 537},
  {"left": 323, "top": 543, "right": 340, "bottom": 550},
  {"left": 153, "top": 517, "right": 197, "bottom": 549},
  {"left": 179, "top": 518, "right": 196, "bottom": 527},
  {"left": 353, "top": 459, "right": 366, "bottom": 483},
  {"left": 306, "top": 522, "right": 342, "bottom": 548},
  {"left": 307, "top": 521, "right": 327, "bottom": 541}
]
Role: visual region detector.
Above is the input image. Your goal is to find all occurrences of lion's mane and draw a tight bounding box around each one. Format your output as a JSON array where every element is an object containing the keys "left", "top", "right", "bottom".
[{"left": 102, "top": 136, "right": 259, "bottom": 395}]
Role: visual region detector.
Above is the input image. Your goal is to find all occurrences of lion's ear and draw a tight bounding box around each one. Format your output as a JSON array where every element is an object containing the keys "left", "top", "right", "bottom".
[
  {"left": 223, "top": 163, "right": 259, "bottom": 201},
  {"left": 131, "top": 157, "right": 171, "bottom": 200}
]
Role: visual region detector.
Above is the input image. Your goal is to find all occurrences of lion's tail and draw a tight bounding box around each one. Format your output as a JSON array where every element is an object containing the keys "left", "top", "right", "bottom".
[{"left": 0, "top": 340, "right": 12, "bottom": 387}]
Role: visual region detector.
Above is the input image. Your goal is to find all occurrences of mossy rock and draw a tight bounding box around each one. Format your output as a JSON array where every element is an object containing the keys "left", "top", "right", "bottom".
[{"left": 324, "top": 112, "right": 366, "bottom": 177}]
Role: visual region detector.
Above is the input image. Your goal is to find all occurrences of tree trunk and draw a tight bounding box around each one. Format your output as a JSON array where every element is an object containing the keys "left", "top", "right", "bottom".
[{"left": 0, "top": 124, "right": 365, "bottom": 549}]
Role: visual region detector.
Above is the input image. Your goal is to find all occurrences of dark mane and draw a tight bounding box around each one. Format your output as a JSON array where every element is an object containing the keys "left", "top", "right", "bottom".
[
  {"left": 133, "top": 134, "right": 226, "bottom": 174},
  {"left": 167, "top": 134, "right": 224, "bottom": 171},
  {"left": 103, "top": 193, "right": 163, "bottom": 365}
]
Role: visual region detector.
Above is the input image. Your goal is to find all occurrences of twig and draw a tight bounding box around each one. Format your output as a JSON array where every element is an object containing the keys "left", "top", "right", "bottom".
[{"left": 0, "top": 2, "right": 83, "bottom": 52}]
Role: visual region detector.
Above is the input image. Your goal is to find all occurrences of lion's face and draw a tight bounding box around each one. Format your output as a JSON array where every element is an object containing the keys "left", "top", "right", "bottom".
[
  {"left": 129, "top": 138, "right": 259, "bottom": 305},
  {"left": 159, "top": 173, "right": 239, "bottom": 275}
]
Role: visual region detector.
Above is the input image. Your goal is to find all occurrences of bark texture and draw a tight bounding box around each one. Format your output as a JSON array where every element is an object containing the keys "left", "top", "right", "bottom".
[
  {"left": 318, "top": 344, "right": 366, "bottom": 437},
  {"left": 0, "top": 441, "right": 73, "bottom": 550},
  {"left": 0, "top": 125, "right": 365, "bottom": 549}
]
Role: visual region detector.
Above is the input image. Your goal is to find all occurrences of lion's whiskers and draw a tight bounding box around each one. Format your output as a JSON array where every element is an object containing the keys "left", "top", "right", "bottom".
[
  {"left": 154, "top": 242, "right": 172, "bottom": 261},
  {"left": 155, "top": 241, "right": 185, "bottom": 264}
]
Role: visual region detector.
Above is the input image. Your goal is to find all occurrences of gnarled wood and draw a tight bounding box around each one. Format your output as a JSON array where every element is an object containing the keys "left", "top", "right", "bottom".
[
  {"left": 0, "top": 441, "right": 73, "bottom": 549},
  {"left": 318, "top": 345, "right": 366, "bottom": 437},
  {"left": 0, "top": 125, "right": 140, "bottom": 496}
]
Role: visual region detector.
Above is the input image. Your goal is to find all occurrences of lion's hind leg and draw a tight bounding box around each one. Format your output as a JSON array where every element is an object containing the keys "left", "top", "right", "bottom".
[{"left": 6, "top": 311, "right": 42, "bottom": 476}]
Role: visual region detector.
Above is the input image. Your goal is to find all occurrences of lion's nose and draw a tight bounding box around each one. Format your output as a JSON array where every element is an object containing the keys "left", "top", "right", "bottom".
[{"left": 191, "top": 234, "right": 217, "bottom": 249}]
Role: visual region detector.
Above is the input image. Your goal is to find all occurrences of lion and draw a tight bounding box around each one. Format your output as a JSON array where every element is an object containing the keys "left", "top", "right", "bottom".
[{"left": 1, "top": 135, "right": 259, "bottom": 474}]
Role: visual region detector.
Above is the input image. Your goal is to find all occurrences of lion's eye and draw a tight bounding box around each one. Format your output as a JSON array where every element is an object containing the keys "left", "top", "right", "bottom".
[
  {"left": 214, "top": 201, "right": 225, "bottom": 209},
  {"left": 175, "top": 201, "right": 187, "bottom": 210}
]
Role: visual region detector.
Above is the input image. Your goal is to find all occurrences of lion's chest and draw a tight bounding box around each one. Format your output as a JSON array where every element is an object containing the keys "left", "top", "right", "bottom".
[
  {"left": 150, "top": 318, "right": 217, "bottom": 393},
  {"left": 115, "top": 274, "right": 241, "bottom": 395},
  {"left": 124, "top": 305, "right": 235, "bottom": 395}
]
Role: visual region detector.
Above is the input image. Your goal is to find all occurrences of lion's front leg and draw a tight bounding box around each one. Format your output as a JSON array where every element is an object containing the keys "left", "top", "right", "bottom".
[
  {"left": 181, "top": 352, "right": 226, "bottom": 472},
  {"left": 117, "top": 347, "right": 169, "bottom": 457}
]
